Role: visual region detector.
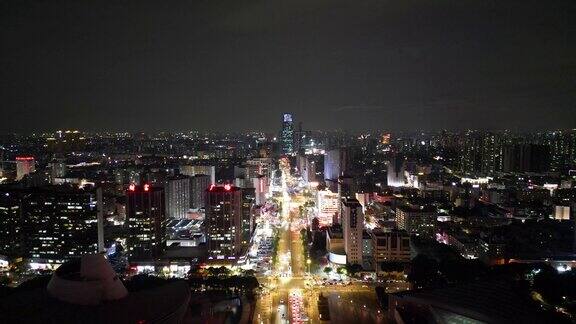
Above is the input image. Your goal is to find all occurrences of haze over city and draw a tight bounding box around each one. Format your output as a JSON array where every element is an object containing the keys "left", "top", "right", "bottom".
[{"left": 1, "top": 0, "right": 575, "bottom": 132}]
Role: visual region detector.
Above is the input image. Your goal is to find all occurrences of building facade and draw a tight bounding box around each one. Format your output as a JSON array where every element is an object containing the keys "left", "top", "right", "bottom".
[
  {"left": 341, "top": 198, "right": 364, "bottom": 265},
  {"left": 165, "top": 175, "right": 190, "bottom": 219},
  {"left": 126, "top": 184, "right": 166, "bottom": 259},
  {"left": 23, "top": 188, "right": 98, "bottom": 269},
  {"left": 205, "top": 185, "right": 243, "bottom": 257},
  {"left": 190, "top": 174, "right": 211, "bottom": 209},
  {"left": 280, "top": 113, "right": 294, "bottom": 155},
  {"left": 16, "top": 156, "right": 35, "bottom": 181},
  {"left": 371, "top": 228, "right": 411, "bottom": 270},
  {"left": 396, "top": 206, "right": 436, "bottom": 237}
]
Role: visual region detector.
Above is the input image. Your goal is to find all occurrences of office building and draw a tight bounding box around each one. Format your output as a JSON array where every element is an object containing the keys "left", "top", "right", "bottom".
[
  {"left": 126, "top": 184, "right": 166, "bottom": 259},
  {"left": 341, "top": 198, "right": 364, "bottom": 265},
  {"left": 371, "top": 228, "right": 411, "bottom": 271},
  {"left": 16, "top": 156, "right": 35, "bottom": 180},
  {"left": 396, "top": 205, "right": 436, "bottom": 237},
  {"left": 22, "top": 187, "right": 98, "bottom": 269},
  {"left": 280, "top": 113, "right": 294, "bottom": 155},
  {"left": 205, "top": 184, "right": 243, "bottom": 257},
  {"left": 0, "top": 192, "right": 22, "bottom": 257},
  {"left": 165, "top": 175, "right": 190, "bottom": 219}
]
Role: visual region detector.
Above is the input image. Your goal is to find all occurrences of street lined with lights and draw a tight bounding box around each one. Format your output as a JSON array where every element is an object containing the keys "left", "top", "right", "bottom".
[{"left": 252, "top": 158, "right": 391, "bottom": 324}]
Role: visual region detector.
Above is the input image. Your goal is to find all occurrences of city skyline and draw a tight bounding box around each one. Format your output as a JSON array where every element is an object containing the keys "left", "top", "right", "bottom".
[
  {"left": 1, "top": 0, "right": 576, "bottom": 323},
  {"left": 1, "top": 0, "right": 575, "bottom": 133}
]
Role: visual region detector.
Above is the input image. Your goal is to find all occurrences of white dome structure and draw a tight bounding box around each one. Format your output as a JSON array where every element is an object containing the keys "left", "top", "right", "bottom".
[{"left": 47, "top": 254, "right": 128, "bottom": 305}]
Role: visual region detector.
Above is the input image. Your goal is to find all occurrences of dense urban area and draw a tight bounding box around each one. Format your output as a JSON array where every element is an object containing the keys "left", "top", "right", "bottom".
[{"left": 1, "top": 114, "right": 576, "bottom": 323}]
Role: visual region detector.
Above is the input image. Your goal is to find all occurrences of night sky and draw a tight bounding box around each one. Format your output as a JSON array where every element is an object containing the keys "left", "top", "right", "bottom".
[{"left": 1, "top": 0, "right": 575, "bottom": 133}]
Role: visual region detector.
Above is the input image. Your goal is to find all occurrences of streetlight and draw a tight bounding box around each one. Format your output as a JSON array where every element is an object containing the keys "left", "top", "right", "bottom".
[{"left": 306, "top": 258, "right": 311, "bottom": 273}]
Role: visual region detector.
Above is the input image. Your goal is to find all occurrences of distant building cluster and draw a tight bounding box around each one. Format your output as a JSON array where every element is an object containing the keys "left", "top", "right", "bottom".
[{"left": 0, "top": 121, "right": 575, "bottom": 324}]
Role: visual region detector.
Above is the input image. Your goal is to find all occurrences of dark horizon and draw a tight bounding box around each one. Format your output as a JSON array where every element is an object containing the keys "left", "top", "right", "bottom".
[{"left": 1, "top": 0, "right": 575, "bottom": 133}]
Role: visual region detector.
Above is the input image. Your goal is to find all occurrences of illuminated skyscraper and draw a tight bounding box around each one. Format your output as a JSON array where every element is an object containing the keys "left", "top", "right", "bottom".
[
  {"left": 16, "top": 156, "right": 35, "bottom": 180},
  {"left": 23, "top": 187, "right": 98, "bottom": 269},
  {"left": 126, "top": 184, "right": 166, "bottom": 259},
  {"left": 0, "top": 192, "right": 22, "bottom": 257},
  {"left": 547, "top": 130, "right": 576, "bottom": 173},
  {"left": 205, "top": 184, "right": 243, "bottom": 257},
  {"left": 280, "top": 113, "right": 294, "bottom": 155},
  {"left": 460, "top": 131, "right": 505, "bottom": 175}
]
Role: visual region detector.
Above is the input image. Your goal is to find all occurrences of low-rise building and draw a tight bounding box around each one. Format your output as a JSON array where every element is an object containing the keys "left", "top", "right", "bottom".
[{"left": 371, "top": 228, "right": 411, "bottom": 273}]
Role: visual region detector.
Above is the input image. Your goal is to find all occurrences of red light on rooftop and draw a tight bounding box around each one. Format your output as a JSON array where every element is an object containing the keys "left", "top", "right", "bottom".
[
  {"left": 128, "top": 184, "right": 136, "bottom": 191},
  {"left": 224, "top": 184, "right": 231, "bottom": 191},
  {"left": 144, "top": 184, "right": 150, "bottom": 192},
  {"left": 16, "top": 156, "right": 34, "bottom": 161}
]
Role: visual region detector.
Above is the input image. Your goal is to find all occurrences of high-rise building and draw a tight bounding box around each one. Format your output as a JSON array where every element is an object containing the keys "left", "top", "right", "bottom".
[
  {"left": 0, "top": 192, "right": 22, "bottom": 257},
  {"left": 22, "top": 187, "right": 98, "bottom": 269},
  {"left": 240, "top": 187, "right": 255, "bottom": 248},
  {"left": 16, "top": 156, "right": 35, "bottom": 181},
  {"left": 190, "top": 174, "right": 211, "bottom": 209},
  {"left": 547, "top": 130, "right": 576, "bottom": 174},
  {"left": 280, "top": 113, "right": 294, "bottom": 155},
  {"left": 341, "top": 198, "right": 364, "bottom": 265},
  {"left": 460, "top": 131, "right": 505, "bottom": 175},
  {"left": 205, "top": 184, "right": 243, "bottom": 257},
  {"left": 479, "top": 132, "right": 503, "bottom": 175},
  {"left": 126, "top": 184, "right": 166, "bottom": 259},
  {"left": 165, "top": 175, "right": 190, "bottom": 219}
]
